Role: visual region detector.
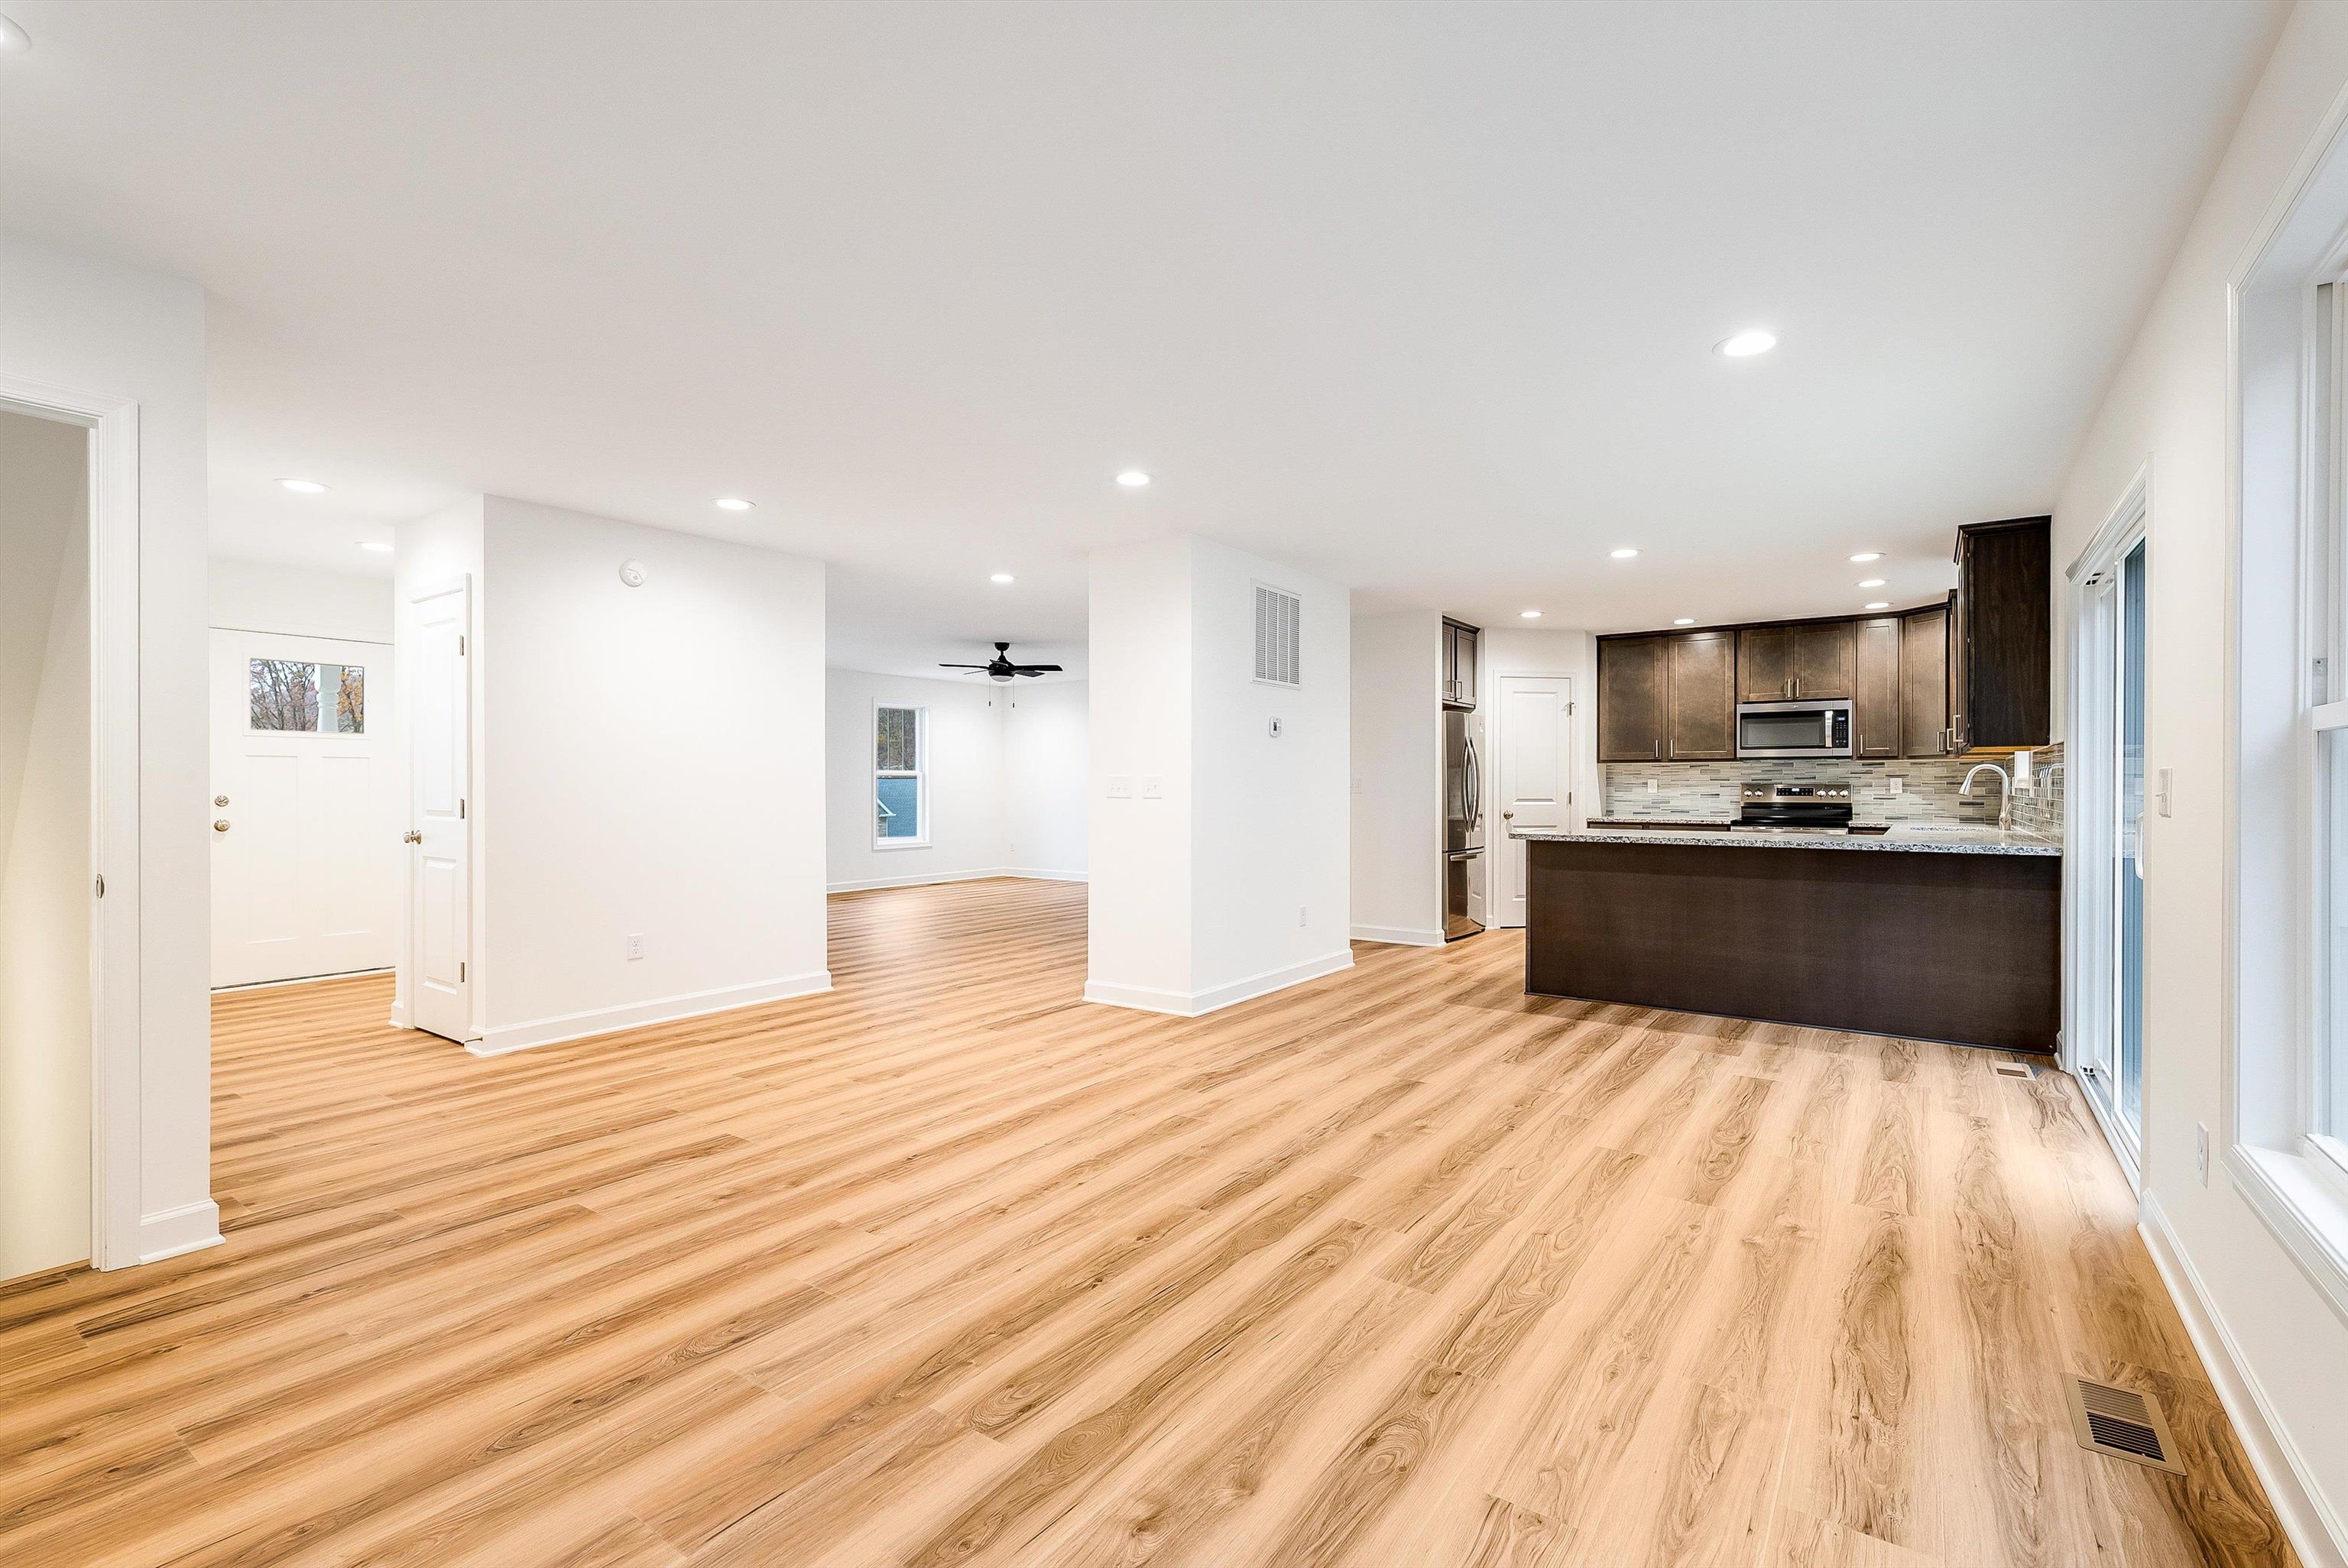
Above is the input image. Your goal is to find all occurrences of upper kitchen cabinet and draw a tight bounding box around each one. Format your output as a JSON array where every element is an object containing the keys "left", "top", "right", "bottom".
[
  {"left": 1789, "top": 619, "right": 1855, "bottom": 700},
  {"left": 1737, "top": 620, "right": 1853, "bottom": 701},
  {"left": 1950, "top": 517, "right": 2050, "bottom": 752},
  {"left": 1901, "top": 604, "right": 1951, "bottom": 756},
  {"left": 1737, "top": 625, "right": 1792, "bottom": 701},
  {"left": 1665, "top": 630, "right": 1737, "bottom": 760},
  {"left": 1852, "top": 615, "right": 1902, "bottom": 758},
  {"left": 1597, "top": 635, "right": 1667, "bottom": 761},
  {"left": 1442, "top": 619, "right": 1480, "bottom": 708}
]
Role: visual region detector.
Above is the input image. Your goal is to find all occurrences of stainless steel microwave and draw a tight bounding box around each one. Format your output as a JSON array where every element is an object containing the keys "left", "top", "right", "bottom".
[{"left": 1736, "top": 698, "right": 1853, "bottom": 759}]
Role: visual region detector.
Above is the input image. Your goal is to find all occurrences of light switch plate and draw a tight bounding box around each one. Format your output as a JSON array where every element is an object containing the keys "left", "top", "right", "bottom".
[
  {"left": 1142, "top": 777, "right": 1163, "bottom": 799},
  {"left": 1107, "top": 776, "right": 1133, "bottom": 799}
]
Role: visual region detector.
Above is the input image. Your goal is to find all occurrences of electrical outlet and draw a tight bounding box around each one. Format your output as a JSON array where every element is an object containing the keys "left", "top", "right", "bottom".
[
  {"left": 1645, "top": 779, "right": 1658, "bottom": 793},
  {"left": 2196, "top": 1123, "right": 2209, "bottom": 1185},
  {"left": 2157, "top": 767, "right": 2174, "bottom": 818},
  {"left": 1298, "top": 905, "right": 1308, "bottom": 928},
  {"left": 626, "top": 934, "right": 646, "bottom": 962},
  {"left": 1888, "top": 776, "right": 1905, "bottom": 797}
]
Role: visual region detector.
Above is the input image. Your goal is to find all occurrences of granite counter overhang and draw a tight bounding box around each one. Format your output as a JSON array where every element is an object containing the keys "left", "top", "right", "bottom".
[{"left": 1510, "top": 825, "right": 2061, "bottom": 857}]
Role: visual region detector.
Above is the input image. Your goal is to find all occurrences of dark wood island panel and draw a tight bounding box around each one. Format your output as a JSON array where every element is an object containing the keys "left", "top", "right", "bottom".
[{"left": 1526, "top": 837, "right": 2061, "bottom": 1052}]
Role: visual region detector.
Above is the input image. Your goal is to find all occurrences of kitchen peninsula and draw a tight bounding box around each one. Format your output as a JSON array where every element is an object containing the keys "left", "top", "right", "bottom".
[{"left": 1517, "top": 824, "right": 2060, "bottom": 1052}]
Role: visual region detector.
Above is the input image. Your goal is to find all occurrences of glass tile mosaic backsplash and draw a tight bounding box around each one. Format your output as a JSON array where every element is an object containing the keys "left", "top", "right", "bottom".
[{"left": 1600, "top": 743, "right": 2064, "bottom": 837}]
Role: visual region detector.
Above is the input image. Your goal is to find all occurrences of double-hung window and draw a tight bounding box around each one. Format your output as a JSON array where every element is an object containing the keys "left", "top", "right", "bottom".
[
  {"left": 2232, "top": 165, "right": 2348, "bottom": 1321},
  {"left": 874, "top": 705, "right": 926, "bottom": 847}
]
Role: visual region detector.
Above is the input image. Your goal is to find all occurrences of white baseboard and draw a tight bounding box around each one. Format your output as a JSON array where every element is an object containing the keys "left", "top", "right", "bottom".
[
  {"left": 1351, "top": 923, "right": 1446, "bottom": 947},
  {"left": 827, "top": 867, "right": 1088, "bottom": 893},
  {"left": 2140, "top": 1191, "right": 2348, "bottom": 1568},
  {"left": 1085, "top": 949, "right": 1356, "bottom": 1017},
  {"left": 135, "top": 1200, "right": 222, "bottom": 1266},
  {"left": 469, "top": 970, "right": 835, "bottom": 1058}
]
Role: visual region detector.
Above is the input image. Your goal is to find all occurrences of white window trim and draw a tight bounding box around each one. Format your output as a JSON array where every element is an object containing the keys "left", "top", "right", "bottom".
[
  {"left": 872, "top": 701, "right": 929, "bottom": 850},
  {"left": 2227, "top": 103, "right": 2348, "bottom": 1329},
  {"left": 2063, "top": 468, "right": 2149, "bottom": 1191}
]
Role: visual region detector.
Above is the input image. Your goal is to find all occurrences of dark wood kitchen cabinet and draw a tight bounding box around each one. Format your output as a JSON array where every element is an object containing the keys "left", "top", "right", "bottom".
[
  {"left": 1665, "top": 630, "right": 1737, "bottom": 760},
  {"left": 1852, "top": 615, "right": 1902, "bottom": 758},
  {"left": 1442, "top": 619, "right": 1480, "bottom": 708},
  {"left": 1789, "top": 620, "right": 1855, "bottom": 700},
  {"left": 1951, "top": 517, "right": 2050, "bottom": 752},
  {"left": 1738, "top": 620, "right": 1853, "bottom": 701},
  {"left": 1737, "top": 626, "right": 1792, "bottom": 702},
  {"left": 1597, "top": 635, "right": 1667, "bottom": 761},
  {"left": 1901, "top": 604, "right": 1951, "bottom": 756}
]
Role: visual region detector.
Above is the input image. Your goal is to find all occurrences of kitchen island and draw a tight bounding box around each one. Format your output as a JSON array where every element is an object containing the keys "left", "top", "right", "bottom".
[{"left": 1516, "top": 824, "right": 2061, "bottom": 1052}]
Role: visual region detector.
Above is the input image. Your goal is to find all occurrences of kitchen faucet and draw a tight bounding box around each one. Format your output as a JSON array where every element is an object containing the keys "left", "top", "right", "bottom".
[{"left": 1960, "top": 762, "right": 2014, "bottom": 831}]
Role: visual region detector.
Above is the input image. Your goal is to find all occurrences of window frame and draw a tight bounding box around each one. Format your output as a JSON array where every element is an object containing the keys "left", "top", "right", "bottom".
[
  {"left": 872, "top": 701, "right": 929, "bottom": 850},
  {"left": 2228, "top": 116, "right": 2348, "bottom": 1330}
]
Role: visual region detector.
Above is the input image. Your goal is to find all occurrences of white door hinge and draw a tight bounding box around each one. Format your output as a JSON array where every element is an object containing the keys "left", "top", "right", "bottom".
[
  {"left": 459, "top": 799, "right": 467, "bottom": 819},
  {"left": 459, "top": 634, "right": 467, "bottom": 656},
  {"left": 93, "top": 873, "right": 105, "bottom": 899},
  {"left": 459, "top": 961, "right": 467, "bottom": 983}
]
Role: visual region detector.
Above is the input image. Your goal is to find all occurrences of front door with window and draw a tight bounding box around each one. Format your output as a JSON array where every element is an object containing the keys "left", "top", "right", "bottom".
[{"left": 209, "top": 629, "right": 398, "bottom": 987}]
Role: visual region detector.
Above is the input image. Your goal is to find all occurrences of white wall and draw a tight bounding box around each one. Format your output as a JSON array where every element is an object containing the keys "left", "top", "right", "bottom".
[
  {"left": 2048, "top": 4, "right": 2348, "bottom": 1557},
  {"left": 1088, "top": 537, "right": 1195, "bottom": 1004},
  {"left": 1004, "top": 680, "right": 1088, "bottom": 879},
  {"left": 0, "top": 413, "right": 90, "bottom": 1281},
  {"left": 210, "top": 557, "right": 394, "bottom": 644},
  {"left": 1088, "top": 535, "right": 1349, "bottom": 1013},
  {"left": 472, "top": 497, "right": 829, "bottom": 1053},
  {"left": 1349, "top": 611, "right": 1443, "bottom": 944},
  {"left": 826, "top": 669, "right": 1007, "bottom": 890},
  {"left": 0, "top": 233, "right": 215, "bottom": 1267}
]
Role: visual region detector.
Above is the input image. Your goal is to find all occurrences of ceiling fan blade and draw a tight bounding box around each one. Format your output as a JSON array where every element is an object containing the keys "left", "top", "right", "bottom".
[
  {"left": 1012, "top": 666, "right": 1062, "bottom": 676},
  {"left": 937, "top": 663, "right": 990, "bottom": 670}
]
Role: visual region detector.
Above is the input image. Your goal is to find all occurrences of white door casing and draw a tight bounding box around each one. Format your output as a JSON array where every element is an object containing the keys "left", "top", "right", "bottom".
[
  {"left": 209, "top": 630, "right": 398, "bottom": 987},
  {"left": 408, "top": 582, "right": 472, "bottom": 1042},
  {"left": 1495, "top": 673, "right": 1574, "bottom": 929}
]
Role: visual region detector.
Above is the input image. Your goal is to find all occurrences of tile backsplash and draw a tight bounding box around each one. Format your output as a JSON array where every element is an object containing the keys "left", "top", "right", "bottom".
[{"left": 1601, "top": 742, "right": 2064, "bottom": 835}]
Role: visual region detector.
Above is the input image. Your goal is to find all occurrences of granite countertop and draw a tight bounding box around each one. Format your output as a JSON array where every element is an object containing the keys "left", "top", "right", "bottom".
[{"left": 1511, "top": 824, "right": 2061, "bottom": 857}]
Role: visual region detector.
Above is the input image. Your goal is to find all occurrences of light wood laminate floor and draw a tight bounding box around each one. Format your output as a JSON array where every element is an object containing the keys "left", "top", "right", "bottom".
[{"left": 0, "top": 878, "right": 2300, "bottom": 1567}]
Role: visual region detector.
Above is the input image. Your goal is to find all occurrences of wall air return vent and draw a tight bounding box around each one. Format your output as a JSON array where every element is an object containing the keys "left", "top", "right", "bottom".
[
  {"left": 1254, "top": 585, "right": 1302, "bottom": 688},
  {"left": 2066, "top": 1376, "right": 2183, "bottom": 1473}
]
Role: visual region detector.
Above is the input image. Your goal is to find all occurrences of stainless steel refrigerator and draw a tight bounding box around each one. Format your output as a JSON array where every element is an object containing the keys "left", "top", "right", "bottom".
[{"left": 1443, "top": 708, "right": 1484, "bottom": 939}]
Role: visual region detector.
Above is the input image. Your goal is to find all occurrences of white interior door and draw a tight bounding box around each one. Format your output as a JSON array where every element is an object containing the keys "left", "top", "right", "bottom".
[
  {"left": 408, "top": 583, "right": 472, "bottom": 1042},
  {"left": 1494, "top": 673, "right": 1574, "bottom": 929},
  {"left": 209, "top": 630, "right": 398, "bottom": 986}
]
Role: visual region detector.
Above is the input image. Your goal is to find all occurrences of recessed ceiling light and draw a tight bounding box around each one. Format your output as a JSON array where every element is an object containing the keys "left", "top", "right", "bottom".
[
  {"left": 358, "top": 541, "right": 394, "bottom": 553},
  {"left": 1116, "top": 470, "right": 1151, "bottom": 489},
  {"left": 991, "top": 572, "right": 1015, "bottom": 585},
  {"left": 277, "top": 478, "right": 327, "bottom": 494},
  {"left": 1715, "top": 329, "right": 1778, "bottom": 358},
  {"left": 1673, "top": 617, "right": 1696, "bottom": 626},
  {"left": 0, "top": 14, "right": 31, "bottom": 53},
  {"left": 715, "top": 497, "right": 754, "bottom": 511},
  {"left": 1865, "top": 601, "right": 1891, "bottom": 611},
  {"left": 1850, "top": 552, "right": 1883, "bottom": 563},
  {"left": 1610, "top": 547, "right": 1639, "bottom": 560},
  {"left": 1857, "top": 578, "right": 1886, "bottom": 588},
  {"left": 1519, "top": 610, "right": 1542, "bottom": 620}
]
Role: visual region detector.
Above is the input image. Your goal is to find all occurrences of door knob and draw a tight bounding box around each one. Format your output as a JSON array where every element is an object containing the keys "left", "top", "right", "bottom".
[
  {"left": 212, "top": 819, "right": 230, "bottom": 833},
  {"left": 1503, "top": 809, "right": 1515, "bottom": 819},
  {"left": 403, "top": 829, "right": 423, "bottom": 844},
  {"left": 214, "top": 795, "right": 229, "bottom": 808}
]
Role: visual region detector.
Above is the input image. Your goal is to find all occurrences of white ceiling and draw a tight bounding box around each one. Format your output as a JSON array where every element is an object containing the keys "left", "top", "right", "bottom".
[{"left": 0, "top": 0, "right": 2285, "bottom": 668}]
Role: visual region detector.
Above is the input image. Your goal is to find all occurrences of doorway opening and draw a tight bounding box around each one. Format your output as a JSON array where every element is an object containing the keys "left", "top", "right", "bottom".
[
  {"left": 0, "top": 405, "right": 93, "bottom": 1283},
  {"left": 2067, "top": 477, "right": 2149, "bottom": 1176}
]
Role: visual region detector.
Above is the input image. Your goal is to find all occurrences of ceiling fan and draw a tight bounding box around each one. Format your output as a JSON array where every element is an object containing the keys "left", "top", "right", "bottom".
[{"left": 940, "top": 641, "right": 1063, "bottom": 683}]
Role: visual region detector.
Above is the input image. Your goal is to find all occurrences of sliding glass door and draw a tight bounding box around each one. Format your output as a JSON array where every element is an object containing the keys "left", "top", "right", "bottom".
[{"left": 2073, "top": 518, "right": 2147, "bottom": 1169}]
